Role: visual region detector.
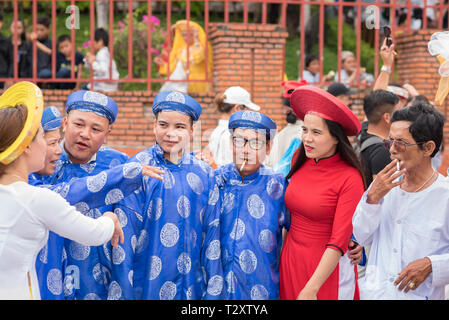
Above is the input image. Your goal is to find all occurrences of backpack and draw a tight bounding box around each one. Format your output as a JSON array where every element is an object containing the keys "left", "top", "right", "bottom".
[{"left": 352, "top": 133, "right": 384, "bottom": 163}]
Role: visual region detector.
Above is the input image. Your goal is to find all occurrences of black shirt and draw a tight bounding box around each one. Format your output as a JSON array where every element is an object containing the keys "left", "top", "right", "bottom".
[
  {"left": 36, "top": 37, "right": 52, "bottom": 72},
  {"left": 359, "top": 121, "right": 392, "bottom": 187},
  {"left": 56, "top": 51, "right": 84, "bottom": 75},
  {"left": 8, "top": 38, "right": 33, "bottom": 78},
  {"left": 0, "top": 33, "right": 12, "bottom": 78}
]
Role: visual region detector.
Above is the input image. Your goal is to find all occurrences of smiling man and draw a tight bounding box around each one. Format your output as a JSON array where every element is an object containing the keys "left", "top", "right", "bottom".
[
  {"left": 113, "top": 91, "right": 216, "bottom": 300},
  {"left": 32, "top": 104, "right": 163, "bottom": 300},
  {"left": 353, "top": 102, "right": 449, "bottom": 300},
  {"left": 43, "top": 90, "right": 131, "bottom": 300}
]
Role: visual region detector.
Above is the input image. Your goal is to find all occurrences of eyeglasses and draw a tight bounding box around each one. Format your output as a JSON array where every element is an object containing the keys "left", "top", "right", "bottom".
[
  {"left": 383, "top": 138, "right": 424, "bottom": 153},
  {"left": 232, "top": 136, "right": 267, "bottom": 150}
]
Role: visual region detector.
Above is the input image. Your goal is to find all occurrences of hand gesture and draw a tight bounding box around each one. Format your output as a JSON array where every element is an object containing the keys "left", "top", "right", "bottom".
[
  {"left": 194, "top": 149, "right": 217, "bottom": 169},
  {"left": 367, "top": 159, "right": 405, "bottom": 204},
  {"left": 29, "top": 31, "right": 38, "bottom": 42},
  {"left": 102, "top": 211, "right": 124, "bottom": 248},
  {"left": 142, "top": 164, "right": 164, "bottom": 181},
  {"left": 380, "top": 38, "right": 397, "bottom": 68},
  {"left": 85, "top": 52, "right": 96, "bottom": 65}
]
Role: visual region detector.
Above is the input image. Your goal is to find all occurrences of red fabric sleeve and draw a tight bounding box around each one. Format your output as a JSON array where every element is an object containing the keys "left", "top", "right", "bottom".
[{"left": 326, "top": 170, "right": 364, "bottom": 255}]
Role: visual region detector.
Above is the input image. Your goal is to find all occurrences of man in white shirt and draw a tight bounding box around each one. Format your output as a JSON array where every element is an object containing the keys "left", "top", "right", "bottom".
[
  {"left": 84, "top": 28, "right": 119, "bottom": 92},
  {"left": 352, "top": 102, "right": 449, "bottom": 300},
  {"left": 265, "top": 80, "right": 306, "bottom": 171},
  {"left": 207, "top": 86, "right": 260, "bottom": 168}
]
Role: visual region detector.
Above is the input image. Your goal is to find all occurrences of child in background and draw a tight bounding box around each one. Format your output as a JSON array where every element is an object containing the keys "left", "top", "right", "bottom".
[
  {"left": 55, "top": 34, "right": 84, "bottom": 89},
  {"left": 9, "top": 18, "right": 33, "bottom": 79},
  {"left": 83, "top": 28, "right": 119, "bottom": 92},
  {"left": 30, "top": 16, "right": 52, "bottom": 80}
]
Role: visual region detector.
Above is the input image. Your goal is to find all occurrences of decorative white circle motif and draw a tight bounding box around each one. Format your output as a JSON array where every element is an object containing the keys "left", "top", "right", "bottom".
[
  {"left": 160, "top": 223, "right": 180, "bottom": 247},
  {"left": 222, "top": 192, "right": 235, "bottom": 214},
  {"left": 69, "top": 241, "right": 90, "bottom": 261},
  {"left": 92, "top": 263, "right": 109, "bottom": 285},
  {"left": 177, "top": 252, "right": 192, "bottom": 274},
  {"left": 108, "top": 281, "right": 122, "bottom": 300},
  {"left": 135, "top": 152, "right": 150, "bottom": 164},
  {"left": 114, "top": 207, "right": 128, "bottom": 227},
  {"left": 177, "top": 195, "right": 191, "bottom": 218},
  {"left": 251, "top": 284, "right": 269, "bottom": 300},
  {"left": 247, "top": 194, "right": 265, "bottom": 219},
  {"left": 165, "top": 91, "right": 186, "bottom": 104},
  {"left": 74, "top": 202, "right": 90, "bottom": 214},
  {"left": 149, "top": 256, "right": 162, "bottom": 280},
  {"left": 230, "top": 218, "right": 245, "bottom": 240},
  {"left": 205, "top": 240, "right": 221, "bottom": 260},
  {"left": 105, "top": 188, "right": 125, "bottom": 205},
  {"left": 258, "top": 229, "right": 275, "bottom": 253},
  {"left": 207, "top": 275, "right": 224, "bottom": 296},
  {"left": 123, "top": 162, "right": 141, "bottom": 179},
  {"left": 159, "top": 281, "right": 177, "bottom": 300},
  {"left": 112, "top": 245, "right": 126, "bottom": 265},
  {"left": 239, "top": 249, "right": 257, "bottom": 274},
  {"left": 84, "top": 293, "right": 101, "bottom": 300},
  {"left": 86, "top": 171, "right": 108, "bottom": 193},
  {"left": 163, "top": 170, "right": 175, "bottom": 189},
  {"left": 241, "top": 110, "right": 262, "bottom": 123},
  {"left": 266, "top": 178, "right": 284, "bottom": 200},
  {"left": 47, "top": 268, "right": 63, "bottom": 295},
  {"left": 186, "top": 172, "right": 204, "bottom": 195},
  {"left": 208, "top": 184, "right": 219, "bottom": 205},
  {"left": 39, "top": 243, "right": 48, "bottom": 263},
  {"left": 83, "top": 91, "right": 108, "bottom": 106}
]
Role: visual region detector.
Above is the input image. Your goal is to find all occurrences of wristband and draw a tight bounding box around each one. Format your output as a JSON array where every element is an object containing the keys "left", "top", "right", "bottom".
[{"left": 381, "top": 65, "right": 391, "bottom": 74}]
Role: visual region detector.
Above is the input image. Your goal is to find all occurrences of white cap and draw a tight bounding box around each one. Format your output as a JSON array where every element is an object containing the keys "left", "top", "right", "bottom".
[
  {"left": 223, "top": 86, "right": 260, "bottom": 111},
  {"left": 387, "top": 85, "right": 409, "bottom": 100}
]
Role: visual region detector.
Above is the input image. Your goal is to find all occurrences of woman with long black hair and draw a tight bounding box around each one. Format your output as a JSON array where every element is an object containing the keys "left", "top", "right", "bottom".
[{"left": 279, "top": 85, "right": 366, "bottom": 300}]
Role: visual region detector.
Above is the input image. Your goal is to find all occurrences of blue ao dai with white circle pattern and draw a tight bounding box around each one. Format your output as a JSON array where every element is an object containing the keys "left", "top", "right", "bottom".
[
  {"left": 40, "top": 145, "right": 130, "bottom": 300},
  {"left": 202, "top": 163, "right": 289, "bottom": 300},
  {"left": 113, "top": 143, "right": 215, "bottom": 300}
]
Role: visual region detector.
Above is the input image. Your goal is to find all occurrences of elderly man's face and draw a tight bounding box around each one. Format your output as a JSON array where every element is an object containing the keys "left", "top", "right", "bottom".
[
  {"left": 62, "top": 110, "right": 110, "bottom": 164},
  {"left": 388, "top": 120, "right": 434, "bottom": 172}
]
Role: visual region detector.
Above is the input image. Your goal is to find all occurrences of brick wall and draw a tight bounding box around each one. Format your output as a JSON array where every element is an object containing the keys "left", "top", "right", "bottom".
[{"left": 209, "top": 23, "right": 289, "bottom": 128}]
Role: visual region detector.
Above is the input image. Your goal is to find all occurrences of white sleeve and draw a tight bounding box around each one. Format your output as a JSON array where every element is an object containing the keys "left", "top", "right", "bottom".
[
  {"left": 352, "top": 190, "right": 383, "bottom": 246},
  {"left": 92, "top": 50, "right": 110, "bottom": 77},
  {"left": 428, "top": 253, "right": 449, "bottom": 287},
  {"left": 32, "top": 188, "right": 114, "bottom": 246}
]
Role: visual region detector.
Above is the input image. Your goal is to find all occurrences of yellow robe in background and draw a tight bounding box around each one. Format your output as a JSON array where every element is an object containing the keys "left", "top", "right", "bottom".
[{"left": 159, "top": 20, "right": 213, "bottom": 93}]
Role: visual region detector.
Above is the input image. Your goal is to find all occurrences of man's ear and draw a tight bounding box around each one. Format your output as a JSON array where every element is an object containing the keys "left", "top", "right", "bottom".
[
  {"left": 103, "top": 126, "right": 111, "bottom": 144},
  {"left": 383, "top": 112, "right": 391, "bottom": 124},
  {"left": 424, "top": 140, "right": 436, "bottom": 157},
  {"left": 62, "top": 116, "right": 68, "bottom": 134}
]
